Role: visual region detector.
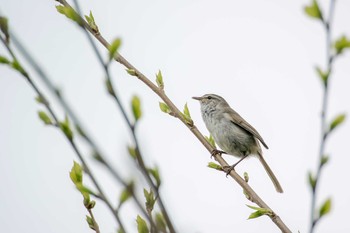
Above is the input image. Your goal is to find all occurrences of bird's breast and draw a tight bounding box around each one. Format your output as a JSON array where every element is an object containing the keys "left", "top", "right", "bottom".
[{"left": 203, "top": 113, "right": 258, "bottom": 157}]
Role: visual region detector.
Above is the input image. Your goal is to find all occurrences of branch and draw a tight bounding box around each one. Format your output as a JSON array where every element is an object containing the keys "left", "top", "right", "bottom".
[
  {"left": 54, "top": 0, "right": 177, "bottom": 231},
  {"left": 0, "top": 35, "right": 127, "bottom": 233},
  {"left": 7, "top": 26, "right": 157, "bottom": 230},
  {"left": 59, "top": 0, "right": 171, "bottom": 230},
  {"left": 55, "top": 1, "right": 292, "bottom": 232},
  {"left": 87, "top": 209, "right": 101, "bottom": 233},
  {"left": 309, "top": 1, "right": 337, "bottom": 233}
]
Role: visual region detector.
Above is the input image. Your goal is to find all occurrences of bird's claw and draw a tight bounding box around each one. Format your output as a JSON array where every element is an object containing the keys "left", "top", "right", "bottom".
[
  {"left": 223, "top": 165, "right": 235, "bottom": 177},
  {"left": 210, "top": 149, "right": 227, "bottom": 158}
]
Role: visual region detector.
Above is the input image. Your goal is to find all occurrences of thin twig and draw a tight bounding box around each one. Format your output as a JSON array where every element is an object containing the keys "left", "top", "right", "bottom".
[
  {"left": 9, "top": 31, "right": 152, "bottom": 227},
  {"left": 54, "top": 1, "right": 292, "bottom": 232},
  {"left": 0, "top": 35, "right": 126, "bottom": 233},
  {"left": 69, "top": 139, "right": 126, "bottom": 232},
  {"left": 88, "top": 208, "right": 101, "bottom": 233},
  {"left": 61, "top": 0, "right": 175, "bottom": 231},
  {"left": 65, "top": 0, "right": 163, "bottom": 230},
  {"left": 309, "top": 1, "right": 337, "bottom": 232}
]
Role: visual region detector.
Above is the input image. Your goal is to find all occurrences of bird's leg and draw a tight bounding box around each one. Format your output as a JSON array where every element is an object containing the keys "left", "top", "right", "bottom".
[
  {"left": 210, "top": 149, "right": 227, "bottom": 158},
  {"left": 224, "top": 154, "right": 249, "bottom": 177}
]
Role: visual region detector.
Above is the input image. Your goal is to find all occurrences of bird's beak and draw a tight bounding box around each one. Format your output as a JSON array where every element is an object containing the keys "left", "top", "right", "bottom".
[{"left": 192, "top": 96, "right": 202, "bottom": 101}]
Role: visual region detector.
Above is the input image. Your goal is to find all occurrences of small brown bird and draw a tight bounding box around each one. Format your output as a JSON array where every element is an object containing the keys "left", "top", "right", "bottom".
[{"left": 193, "top": 94, "right": 283, "bottom": 193}]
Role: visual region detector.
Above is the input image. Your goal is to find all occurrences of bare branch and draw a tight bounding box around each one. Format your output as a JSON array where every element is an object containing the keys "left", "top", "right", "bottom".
[
  {"left": 55, "top": 0, "right": 292, "bottom": 232},
  {"left": 309, "top": 1, "right": 337, "bottom": 233}
]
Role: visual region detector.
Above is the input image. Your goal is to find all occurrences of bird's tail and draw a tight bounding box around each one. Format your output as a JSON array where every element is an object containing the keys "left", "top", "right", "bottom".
[{"left": 258, "top": 152, "right": 283, "bottom": 193}]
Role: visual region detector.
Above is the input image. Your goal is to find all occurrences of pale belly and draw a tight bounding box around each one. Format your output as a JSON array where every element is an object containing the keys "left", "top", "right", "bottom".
[{"left": 206, "top": 117, "right": 259, "bottom": 157}]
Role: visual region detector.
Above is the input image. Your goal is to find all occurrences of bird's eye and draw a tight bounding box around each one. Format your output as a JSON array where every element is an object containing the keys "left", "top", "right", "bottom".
[{"left": 207, "top": 96, "right": 212, "bottom": 100}]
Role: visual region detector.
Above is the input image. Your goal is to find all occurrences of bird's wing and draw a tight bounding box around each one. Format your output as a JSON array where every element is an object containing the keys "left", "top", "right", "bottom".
[{"left": 223, "top": 109, "right": 269, "bottom": 149}]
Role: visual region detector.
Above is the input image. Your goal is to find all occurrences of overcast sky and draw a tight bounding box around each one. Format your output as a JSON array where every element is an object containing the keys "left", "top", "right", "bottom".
[{"left": 1, "top": 0, "right": 350, "bottom": 232}]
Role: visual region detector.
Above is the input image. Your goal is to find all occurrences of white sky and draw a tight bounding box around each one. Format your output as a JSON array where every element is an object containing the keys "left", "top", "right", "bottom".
[{"left": 1, "top": 0, "right": 350, "bottom": 232}]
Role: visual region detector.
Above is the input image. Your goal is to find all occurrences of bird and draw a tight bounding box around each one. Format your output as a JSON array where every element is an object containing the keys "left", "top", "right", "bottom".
[{"left": 193, "top": 94, "right": 283, "bottom": 193}]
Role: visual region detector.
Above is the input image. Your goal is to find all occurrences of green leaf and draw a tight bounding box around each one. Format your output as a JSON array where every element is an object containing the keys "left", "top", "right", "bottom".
[
  {"left": 207, "top": 162, "right": 223, "bottom": 171},
  {"left": 248, "top": 210, "right": 266, "bottom": 219},
  {"left": 108, "top": 38, "right": 121, "bottom": 61},
  {"left": 38, "top": 111, "right": 52, "bottom": 125},
  {"left": 56, "top": 5, "right": 83, "bottom": 26},
  {"left": 329, "top": 113, "right": 346, "bottom": 132},
  {"left": 131, "top": 95, "right": 142, "bottom": 121},
  {"left": 117, "top": 228, "right": 125, "bottom": 233},
  {"left": 246, "top": 205, "right": 272, "bottom": 219},
  {"left": 155, "top": 213, "right": 167, "bottom": 232},
  {"left": 304, "top": 0, "right": 323, "bottom": 21},
  {"left": 70, "top": 162, "right": 94, "bottom": 208},
  {"left": 155, "top": 70, "right": 164, "bottom": 89},
  {"left": 105, "top": 79, "right": 115, "bottom": 95},
  {"left": 246, "top": 204, "right": 262, "bottom": 211},
  {"left": 243, "top": 172, "right": 249, "bottom": 182},
  {"left": 80, "top": 188, "right": 91, "bottom": 207},
  {"left": 143, "top": 189, "right": 156, "bottom": 212},
  {"left": 319, "top": 198, "right": 331, "bottom": 218},
  {"left": 119, "top": 189, "right": 131, "bottom": 205},
  {"left": 92, "top": 151, "right": 104, "bottom": 163},
  {"left": 243, "top": 188, "right": 251, "bottom": 201},
  {"left": 159, "top": 102, "right": 171, "bottom": 114},
  {"left": 59, "top": 116, "right": 73, "bottom": 141},
  {"left": 0, "top": 17, "right": 9, "bottom": 43},
  {"left": 75, "top": 183, "right": 97, "bottom": 197},
  {"left": 308, "top": 171, "right": 316, "bottom": 190},
  {"left": 127, "top": 145, "right": 137, "bottom": 159},
  {"left": 334, "top": 35, "right": 350, "bottom": 55},
  {"left": 75, "top": 124, "right": 87, "bottom": 139},
  {"left": 70, "top": 161, "right": 83, "bottom": 185},
  {"left": 71, "top": 167, "right": 95, "bottom": 207},
  {"left": 86, "top": 215, "right": 95, "bottom": 230},
  {"left": 320, "top": 155, "right": 329, "bottom": 166},
  {"left": 0, "top": 55, "right": 10, "bottom": 64},
  {"left": 148, "top": 167, "right": 161, "bottom": 187},
  {"left": 126, "top": 68, "right": 137, "bottom": 76},
  {"left": 35, "top": 95, "right": 48, "bottom": 105},
  {"left": 182, "top": 103, "right": 193, "bottom": 125},
  {"left": 205, "top": 135, "right": 216, "bottom": 148},
  {"left": 84, "top": 11, "right": 98, "bottom": 33},
  {"left": 315, "top": 66, "right": 329, "bottom": 86},
  {"left": 183, "top": 103, "right": 191, "bottom": 119},
  {"left": 119, "top": 181, "right": 134, "bottom": 205},
  {"left": 11, "top": 60, "right": 28, "bottom": 77},
  {"left": 136, "top": 215, "right": 149, "bottom": 233}
]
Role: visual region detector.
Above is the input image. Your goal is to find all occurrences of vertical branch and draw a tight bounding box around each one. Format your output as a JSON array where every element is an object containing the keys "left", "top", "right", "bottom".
[{"left": 309, "top": 1, "right": 336, "bottom": 232}]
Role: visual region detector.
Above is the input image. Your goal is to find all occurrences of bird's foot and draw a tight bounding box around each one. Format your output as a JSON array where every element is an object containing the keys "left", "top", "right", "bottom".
[
  {"left": 210, "top": 149, "right": 227, "bottom": 158},
  {"left": 223, "top": 154, "right": 249, "bottom": 177},
  {"left": 223, "top": 164, "right": 236, "bottom": 177}
]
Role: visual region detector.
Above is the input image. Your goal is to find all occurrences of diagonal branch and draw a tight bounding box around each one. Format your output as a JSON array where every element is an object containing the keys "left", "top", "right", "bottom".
[
  {"left": 0, "top": 35, "right": 127, "bottom": 233},
  {"left": 55, "top": 0, "right": 292, "bottom": 232},
  {"left": 8, "top": 31, "right": 155, "bottom": 229},
  {"left": 63, "top": 0, "right": 174, "bottom": 231}
]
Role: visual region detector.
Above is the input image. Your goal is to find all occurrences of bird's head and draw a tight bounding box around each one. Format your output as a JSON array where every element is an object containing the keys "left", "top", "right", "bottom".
[{"left": 192, "top": 94, "right": 228, "bottom": 108}]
